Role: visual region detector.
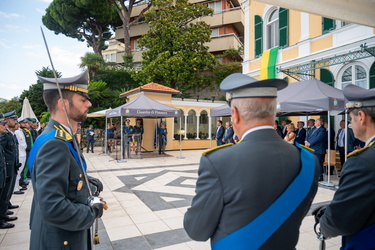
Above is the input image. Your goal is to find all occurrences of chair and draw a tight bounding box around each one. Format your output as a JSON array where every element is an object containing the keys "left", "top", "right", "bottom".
[{"left": 323, "top": 149, "right": 339, "bottom": 176}]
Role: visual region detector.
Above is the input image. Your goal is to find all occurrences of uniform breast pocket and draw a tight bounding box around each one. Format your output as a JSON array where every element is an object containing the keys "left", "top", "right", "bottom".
[{"left": 68, "top": 166, "right": 88, "bottom": 203}]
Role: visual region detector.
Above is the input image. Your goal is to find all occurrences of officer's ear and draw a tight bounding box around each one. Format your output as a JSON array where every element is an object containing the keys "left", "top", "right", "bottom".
[
  {"left": 231, "top": 105, "right": 240, "bottom": 126},
  {"left": 57, "top": 98, "right": 70, "bottom": 111}
]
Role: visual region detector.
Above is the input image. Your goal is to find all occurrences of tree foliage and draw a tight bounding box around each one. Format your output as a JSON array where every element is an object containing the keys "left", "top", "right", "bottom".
[
  {"left": 42, "top": 0, "right": 120, "bottom": 55},
  {"left": 108, "top": 0, "right": 153, "bottom": 57},
  {"left": 0, "top": 97, "right": 22, "bottom": 115},
  {"left": 80, "top": 52, "right": 106, "bottom": 81},
  {"left": 133, "top": 0, "right": 216, "bottom": 92},
  {"left": 19, "top": 67, "right": 62, "bottom": 119}
]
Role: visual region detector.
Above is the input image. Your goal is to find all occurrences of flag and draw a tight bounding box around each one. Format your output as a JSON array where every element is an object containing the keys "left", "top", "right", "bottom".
[{"left": 260, "top": 47, "right": 279, "bottom": 80}]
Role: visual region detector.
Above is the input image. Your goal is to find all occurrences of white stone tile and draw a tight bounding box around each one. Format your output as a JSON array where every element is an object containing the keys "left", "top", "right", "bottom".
[
  {"left": 106, "top": 224, "right": 142, "bottom": 241},
  {"left": 136, "top": 220, "right": 170, "bottom": 235}
]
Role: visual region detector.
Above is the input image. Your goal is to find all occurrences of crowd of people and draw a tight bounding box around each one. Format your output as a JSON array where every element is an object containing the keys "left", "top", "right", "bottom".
[
  {"left": 0, "top": 111, "right": 44, "bottom": 229},
  {"left": 274, "top": 118, "right": 364, "bottom": 181}
]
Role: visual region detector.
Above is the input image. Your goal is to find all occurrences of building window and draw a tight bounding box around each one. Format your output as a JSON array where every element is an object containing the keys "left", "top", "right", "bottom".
[
  {"left": 173, "top": 109, "right": 184, "bottom": 140},
  {"left": 341, "top": 64, "right": 367, "bottom": 89},
  {"left": 187, "top": 110, "right": 197, "bottom": 139},
  {"left": 199, "top": 110, "right": 209, "bottom": 139},
  {"left": 208, "top": 1, "right": 222, "bottom": 14},
  {"left": 134, "top": 40, "right": 141, "bottom": 51},
  {"left": 211, "top": 28, "right": 219, "bottom": 38},
  {"left": 267, "top": 9, "right": 279, "bottom": 50}
]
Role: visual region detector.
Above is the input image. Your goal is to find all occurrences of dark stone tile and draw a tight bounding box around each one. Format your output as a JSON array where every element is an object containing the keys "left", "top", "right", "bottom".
[
  {"left": 145, "top": 228, "right": 191, "bottom": 249},
  {"left": 112, "top": 236, "right": 152, "bottom": 250}
]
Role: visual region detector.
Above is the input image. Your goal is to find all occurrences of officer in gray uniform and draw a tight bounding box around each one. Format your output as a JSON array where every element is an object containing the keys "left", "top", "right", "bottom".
[
  {"left": 184, "top": 73, "right": 319, "bottom": 249},
  {"left": 0, "top": 110, "right": 19, "bottom": 227},
  {"left": 319, "top": 85, "right": 375, "bottom": 249},
  {"left": 29, "top": 71, "right": 104, "bottom": 249}
]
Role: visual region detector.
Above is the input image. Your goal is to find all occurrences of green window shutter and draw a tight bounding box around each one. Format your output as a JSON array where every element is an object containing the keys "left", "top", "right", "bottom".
[
  {"left": 279, "top": 8, "right": 288, "bottom": 48},
  {"left": 322, "top": 17, "right": 336, "bottom": 34},
  {"left": 254, "top": 15, "right": 263, "bottom": 58},
  {"left": 320, "top": 68, "right": 335, "bottom": 87},
  {"left": 370, "top": 61, "right": 375, "bottom": 89}
]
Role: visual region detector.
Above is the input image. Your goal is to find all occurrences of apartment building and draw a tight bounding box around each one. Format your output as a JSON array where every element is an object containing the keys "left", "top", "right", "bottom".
[{"left": 102, "top": 0, "right": 244, "bottom": 67}]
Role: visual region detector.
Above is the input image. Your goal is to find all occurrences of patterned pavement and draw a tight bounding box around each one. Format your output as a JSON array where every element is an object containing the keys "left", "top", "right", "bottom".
[{"left": 0, "top": 148, "right": 342, "bottom": 249}]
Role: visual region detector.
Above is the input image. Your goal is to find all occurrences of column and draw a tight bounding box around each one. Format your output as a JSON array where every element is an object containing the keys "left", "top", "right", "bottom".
[
  {"left": 184, "top": 114, "right": 188, "bottom": 140},
  {"left": 196, "top": 114, "right": 200, "bottom": 139}
]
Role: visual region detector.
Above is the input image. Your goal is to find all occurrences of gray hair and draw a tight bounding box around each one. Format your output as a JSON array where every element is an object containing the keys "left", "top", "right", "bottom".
[{"left": 231, "top": 98, "right": 276, "bottom": 122}]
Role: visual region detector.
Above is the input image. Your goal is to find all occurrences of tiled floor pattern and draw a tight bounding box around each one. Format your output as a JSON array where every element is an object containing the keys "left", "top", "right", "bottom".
[{"left": 0, "top": 148, "right": 342, "bottom": 249}]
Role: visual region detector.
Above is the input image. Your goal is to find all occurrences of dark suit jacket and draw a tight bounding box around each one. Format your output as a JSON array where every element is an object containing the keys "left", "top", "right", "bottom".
[
  {"left": 321, "top": 139, "right": 375, "bottom": 241},
  {"left": 184, "top": 129, "right": 319, "bottom": 249},
  {"left": 306, "top": 126, "right": 327, "bottom": 155},
  {"left": 215, "top": 126, "right": 225, "bottom": 140},
  {"left": 0, "top": 129, "right": 19, "bottom": 176},
  {"left": 336, "top": 128, "right": 355, "bottom": 152},
  {"left": 30, "top": 120, "right": 96, "bottom": 250},
  {"left": 295, "top": 128, "right": 306, "bottom": 145}
]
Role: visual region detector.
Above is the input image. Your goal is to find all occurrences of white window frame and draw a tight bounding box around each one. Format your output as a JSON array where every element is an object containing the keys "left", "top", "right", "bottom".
[
  {"left": 338, "top": 62, "right": 369, "bottom": 90},
  {"left": 263, "top": 7, "right": 279, "bottom": 50},
  {"left": 208, "top": 1, "right": 222, "bottom": 14}
]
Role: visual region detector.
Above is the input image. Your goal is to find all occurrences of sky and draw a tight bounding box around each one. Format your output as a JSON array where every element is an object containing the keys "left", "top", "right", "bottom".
[{"left": 0, "top": 0, "right": 94, "bottom": 100}]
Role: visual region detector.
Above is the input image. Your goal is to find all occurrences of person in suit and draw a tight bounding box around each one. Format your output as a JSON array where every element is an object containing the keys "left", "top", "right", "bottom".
[
  {"left": 274, "top": 120, "right": 283, "bottom": 138},
  {"left": 306, "top": 119, "right": 315, "bottom": 135},
  {"left": 318, "top": 85, "right": 375, "bottom": 249},
  {"left": 305, "top": 118, "right": 327, "bottom": 181},
  {"left": 29, "top": 71, "right": 104, "bottom": 249},
  {"left": 336, "top": 119, "right": 356, "bottom": 167},
  {"left": 0, "top": 111, "right": 20, "bottom": 228},
  {"left": 184, "top": 73, "right": 319, "bottom": 249},
  {"left": 222, "top": 122, "right": 234, "bottom": 144},
  {"left": 215, "top": 120, "right": 225, "bottom": 146},
  {"left": 295, "top": 121, "right": 306, "bottom": 145},
  {"left": 324, "top": 121, "right": 335, "bottom": 150}
]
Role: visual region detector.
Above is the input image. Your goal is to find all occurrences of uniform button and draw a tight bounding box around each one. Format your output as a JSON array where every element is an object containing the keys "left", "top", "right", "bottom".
[
  {"left": 79, "top": 174, "right": 82, "bottom": 178},
  {"left": 64, "top": 241, "right": 68, "bottom": 245}
]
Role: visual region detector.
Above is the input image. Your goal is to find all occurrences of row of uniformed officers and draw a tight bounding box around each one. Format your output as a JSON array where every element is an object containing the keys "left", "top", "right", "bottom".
[{"left": 0, "top": 112, "right": 42, "bottom": 229}]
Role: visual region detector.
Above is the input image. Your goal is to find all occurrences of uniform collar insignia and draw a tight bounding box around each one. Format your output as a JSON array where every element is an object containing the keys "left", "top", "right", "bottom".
[{"left": 54, "top": 125, "right": 73, "bottom": 141}]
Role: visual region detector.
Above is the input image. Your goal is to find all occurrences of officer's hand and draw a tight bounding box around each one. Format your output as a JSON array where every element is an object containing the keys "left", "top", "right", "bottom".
[
  {"left": 91, "top": 202, "right": 103, "bottom": 219},
  {"left": 89, "top": 177, "right": 103, "bottom": 193},
  {"left": 312, "top": 205, "right": 326, "bottom": 224}
]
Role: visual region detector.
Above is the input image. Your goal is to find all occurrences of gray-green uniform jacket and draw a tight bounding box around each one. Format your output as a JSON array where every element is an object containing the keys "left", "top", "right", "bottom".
[
  {"left": 184, "top": 128, "right": 319, "bottom": 249},
  {"left": 30, "top": 120, "right": 96, "bottom": 250},
  {"left": 320, "top": 139, "right": 375, "bottom": 241}
]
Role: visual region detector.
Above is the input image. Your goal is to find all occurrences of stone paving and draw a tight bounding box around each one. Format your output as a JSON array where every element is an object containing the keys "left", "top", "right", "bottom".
[{"left": 0, "top": 148, "right": 342, "bottom": 249}]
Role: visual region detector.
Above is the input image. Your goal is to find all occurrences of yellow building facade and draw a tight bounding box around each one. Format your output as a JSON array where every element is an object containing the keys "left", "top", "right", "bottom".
[{"left": 241, "top": 0, "right": 375, "bottom": 128}]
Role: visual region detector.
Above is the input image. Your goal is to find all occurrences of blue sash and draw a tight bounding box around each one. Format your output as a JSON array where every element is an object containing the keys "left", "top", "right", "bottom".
[
  {"left": 341, "top": 224, "right": 375, "bottom": 250},
  {"left": 212, "top": 143, "right": 316, "bottom": 250},
  {"left": 28, "top": 130, "right": 87, "bottom": 176}
]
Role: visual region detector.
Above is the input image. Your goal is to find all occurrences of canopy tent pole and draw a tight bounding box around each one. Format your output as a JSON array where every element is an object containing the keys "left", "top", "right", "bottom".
[
  {"left": 177, "top": 116, "right": 185, "bottom": 159},
  {"left": 345, "top": 111, "right": 348, "bottom": 161},
  {"left": 320, "top": 111, "right": 335, "bottom": 187},
  {"left": 117, "top": 116, "right": 126, "bottom": 163},
  {"left": 100, "top": 117, "right": 109, "bottom": 156}
]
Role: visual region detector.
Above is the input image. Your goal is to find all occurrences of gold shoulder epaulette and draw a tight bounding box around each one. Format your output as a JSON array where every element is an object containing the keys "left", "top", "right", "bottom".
[
  {"left": 54, "top": 125, "right": 73, "bottom": 141},
  {"left": 299, "top": 144, "right": 315, "bottom": 152},
  {"left": 347, "top": 141, "right": 375, "bottom": 158},
  {"left": 202, "top": 143, "right": 233, "bottom": 156}
]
